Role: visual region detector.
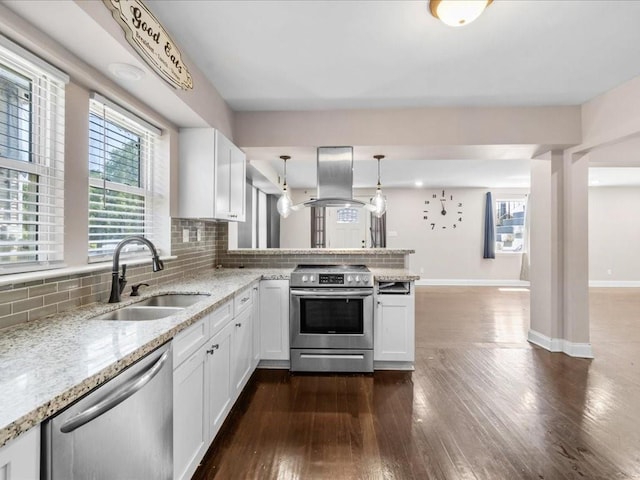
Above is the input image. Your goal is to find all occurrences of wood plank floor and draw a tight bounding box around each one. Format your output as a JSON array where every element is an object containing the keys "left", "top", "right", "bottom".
[{"left": 192, "top": 286, "right": 640, "bottom": 479}]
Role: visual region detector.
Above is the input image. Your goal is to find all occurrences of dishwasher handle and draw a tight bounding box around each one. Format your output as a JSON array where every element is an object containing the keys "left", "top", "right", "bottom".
[{"left": 60, "top": 348, "right": 170, "bottom": 434}]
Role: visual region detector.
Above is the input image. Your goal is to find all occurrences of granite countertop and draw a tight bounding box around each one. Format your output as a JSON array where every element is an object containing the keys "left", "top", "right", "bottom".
[
  {"left": 228, "top": 248, "right": 415, "bottom": 255},
  {"left": 0, "top": 266, "right": 416, "bottom": 448}
]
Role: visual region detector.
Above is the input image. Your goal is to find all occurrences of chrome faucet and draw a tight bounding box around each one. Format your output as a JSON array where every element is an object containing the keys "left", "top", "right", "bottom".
[{"left": 108, "top": 236, "right": 164, "bottom": 303}]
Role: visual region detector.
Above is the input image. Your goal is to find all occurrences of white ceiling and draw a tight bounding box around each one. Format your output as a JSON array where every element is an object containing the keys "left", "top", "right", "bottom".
[
  {"left": 148, "top": 0, "right": 640, "bottom": 111},
  {"left": 5, "top": 1, "right": 640, "bottom": 189}
]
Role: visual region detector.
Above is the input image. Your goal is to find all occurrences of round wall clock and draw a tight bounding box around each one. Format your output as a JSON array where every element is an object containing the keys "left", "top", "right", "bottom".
[{"left": 422, "top": 189, "right": 463, "bottom": 230}]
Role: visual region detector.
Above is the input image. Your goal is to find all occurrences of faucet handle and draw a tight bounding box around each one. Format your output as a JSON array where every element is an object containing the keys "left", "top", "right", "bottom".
[{"left": 130, "top": 283, "right": 150, "bottom": 297}]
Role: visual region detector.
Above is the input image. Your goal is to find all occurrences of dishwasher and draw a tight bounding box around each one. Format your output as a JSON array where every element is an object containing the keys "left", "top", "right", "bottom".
[{"left": 42, "top": 342, "right": 173, "bottom": 480}]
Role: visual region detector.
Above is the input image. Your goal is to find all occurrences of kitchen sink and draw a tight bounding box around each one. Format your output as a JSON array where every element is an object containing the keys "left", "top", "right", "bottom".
[
  {"left": 92, "top": 306, "right": 184, "bottom": 321},
  {"left": 134, "top": 293, "right": 210, "bottom": 308}
]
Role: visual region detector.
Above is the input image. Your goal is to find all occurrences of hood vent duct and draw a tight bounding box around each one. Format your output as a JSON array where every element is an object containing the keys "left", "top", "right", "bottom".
[{"left": 303, "top": 146, "right": 367, "bottom": 209}]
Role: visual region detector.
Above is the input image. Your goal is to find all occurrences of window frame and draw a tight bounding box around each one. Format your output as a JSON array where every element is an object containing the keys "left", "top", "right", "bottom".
[
  {"left": 0, "top": 38, "right": 67, "bottom": 274},
  {"left": 87, "top": 95, "right": 160, "bottom": 262},
  {"left": 495, "top": 197, "right": 527, "bottom": 254}
]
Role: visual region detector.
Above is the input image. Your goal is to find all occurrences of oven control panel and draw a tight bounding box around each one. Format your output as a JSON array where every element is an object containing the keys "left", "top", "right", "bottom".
[{"left": 292, "top": 271, "right": 372, "bottom": 287}]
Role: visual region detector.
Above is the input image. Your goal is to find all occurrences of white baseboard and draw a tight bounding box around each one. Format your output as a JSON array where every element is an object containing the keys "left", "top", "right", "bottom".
[
  {"left": 527, "top": 329, "right": 594, "bottom": 358},
  {"left": 589, "top": 280, "right": 640, "bottom": 287},
  {"left": 373, "top": 361, "right": 415, "bottom": 371},
  {"left": 416, "top": 279, "right": 530, "bottom": 287}
]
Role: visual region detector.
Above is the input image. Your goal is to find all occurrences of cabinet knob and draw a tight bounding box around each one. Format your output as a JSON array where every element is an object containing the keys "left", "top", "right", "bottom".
[
  {"left": 206, "top": 344, "right": 219, "bottom": 355},
  {"left": 235, "top": 322, "right": 242, "bottom": 327},
  {"left": 241, "top": 297, "right": 249, "bottom": 303}
]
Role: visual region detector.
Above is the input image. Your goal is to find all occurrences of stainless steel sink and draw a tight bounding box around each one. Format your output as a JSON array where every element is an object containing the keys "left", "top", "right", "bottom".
[
  {"left": 134, "top": 294, "right": 210, "bottom": 308},
  {"left": 93, "top": 306, "right": 183, "bottom": 321}
]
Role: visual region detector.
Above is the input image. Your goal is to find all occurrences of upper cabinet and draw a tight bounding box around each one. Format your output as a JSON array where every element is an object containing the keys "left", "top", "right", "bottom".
[{"left": 179, "top": 128, "right": 246, "bottom": 221}]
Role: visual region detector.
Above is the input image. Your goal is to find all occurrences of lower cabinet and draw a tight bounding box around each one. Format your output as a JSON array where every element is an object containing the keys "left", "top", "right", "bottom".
[
  {"left": 259, "top": 279, "right": 289, "bottom": 361},
  {"left": 0, "top": 425, "right": 40, "bottom": 480},
  {"left": 374, "top": 290, "right": 416, "bottom": 363},
  {"left": 173, "top": 288, "right": 257, "bottom": 480}
]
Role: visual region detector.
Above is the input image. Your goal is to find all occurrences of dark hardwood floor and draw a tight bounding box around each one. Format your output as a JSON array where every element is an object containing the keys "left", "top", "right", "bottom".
[{"left": 192, "top": 286, "right": 640, "bottom": 479}]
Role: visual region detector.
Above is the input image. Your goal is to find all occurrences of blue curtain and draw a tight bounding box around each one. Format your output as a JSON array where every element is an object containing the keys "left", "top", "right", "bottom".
[{"left": 483, "top": 192, "right": 495, "bottom": 259}]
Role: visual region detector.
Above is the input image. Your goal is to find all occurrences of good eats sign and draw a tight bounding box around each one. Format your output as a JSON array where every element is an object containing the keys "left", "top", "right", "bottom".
[{"left": 103, "top": 0, "right": 193, "bottom": 90}]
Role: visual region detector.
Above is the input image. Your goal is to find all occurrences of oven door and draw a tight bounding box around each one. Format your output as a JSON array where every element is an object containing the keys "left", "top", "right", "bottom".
[{"left": 290, "top": 288, "right": 373, "bottom": 350}]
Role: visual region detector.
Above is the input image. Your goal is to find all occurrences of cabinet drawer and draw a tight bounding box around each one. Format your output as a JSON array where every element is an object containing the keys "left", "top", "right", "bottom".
[
  {"left": 209, "top": 300, "right": 233, "bottom": 337},
  {"left": 173, "top": 318, "right": 209, "bottom": 369},
  {"left": 234, "top": 288, "right": 252, "bottom": 317}
]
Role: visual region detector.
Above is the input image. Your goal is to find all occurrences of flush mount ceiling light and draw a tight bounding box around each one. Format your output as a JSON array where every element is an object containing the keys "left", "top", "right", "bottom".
[
  {"left": 429, "top": 0, "right": 493, "bottom": 27},
  {"left": 108, "top": 63, "right": 146, "bottom": 81},
  {"left": 370, "top": 154, "right": 387, "bottom": 218}
]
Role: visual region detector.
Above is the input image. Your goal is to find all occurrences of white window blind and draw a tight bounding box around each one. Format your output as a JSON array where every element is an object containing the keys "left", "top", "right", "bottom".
[
  {"left": 0, "top": 37, "right": 67, "bottom": 273},
  {"left": 88, "top": 95, "right": 161, "bottom": 260}
]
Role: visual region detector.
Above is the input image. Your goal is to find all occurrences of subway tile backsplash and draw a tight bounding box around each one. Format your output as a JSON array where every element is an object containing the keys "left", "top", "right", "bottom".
[
  {"left": 0, "top": 218, "right": 219, "bottom": 331},
  {"left": 1, "top": 220, "right": 407, "bottom": 330}
]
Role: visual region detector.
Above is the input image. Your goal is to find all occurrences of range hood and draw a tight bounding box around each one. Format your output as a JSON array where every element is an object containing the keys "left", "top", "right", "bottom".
[{"left": 303, "top": 146, "right": 367, "bottom": 209}]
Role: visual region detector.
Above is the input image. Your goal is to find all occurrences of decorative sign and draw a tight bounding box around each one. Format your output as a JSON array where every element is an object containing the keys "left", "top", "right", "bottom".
[{"left": 103, "top": 0, "right": 193, "bottom": 90}]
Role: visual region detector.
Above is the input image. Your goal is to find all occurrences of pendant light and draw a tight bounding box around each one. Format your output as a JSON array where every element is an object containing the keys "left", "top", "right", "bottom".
[
  {"left": 429, "top": 0, "right": 493, "bottom": 27},
  {"left": 371, "top": 154, "right": 386, "bottom": 218},
  {"left": 276, "top": 155, "right": 294, "bottom": 218}
]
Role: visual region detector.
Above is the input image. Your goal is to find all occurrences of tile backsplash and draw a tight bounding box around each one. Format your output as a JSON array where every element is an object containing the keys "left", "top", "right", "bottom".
[{"left": 0, "top": 219, "right": 220, "bottom": 331}]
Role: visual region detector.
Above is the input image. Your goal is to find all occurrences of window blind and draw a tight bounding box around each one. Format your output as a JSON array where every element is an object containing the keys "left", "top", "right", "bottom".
[
  {"left": 88, "top": 96, "right": 161, "bottom": 260},
  {"left": 0, "top": 38, "right": 67, "bottom": 273}
]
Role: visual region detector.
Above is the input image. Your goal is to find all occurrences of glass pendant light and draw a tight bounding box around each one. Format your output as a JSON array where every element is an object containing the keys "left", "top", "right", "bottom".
[
  {"left": 276, "top": 155, "right": 294, "bottom": 218},
  {"left": 371, "top": 154, "right": 386, "bottom": 218}
]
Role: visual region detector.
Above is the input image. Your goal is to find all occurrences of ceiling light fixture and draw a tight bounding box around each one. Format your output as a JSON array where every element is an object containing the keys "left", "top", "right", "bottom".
[
  {"left": 370, "top": 155, "right": 387, "bottom": 218},
  {"left": 429, "top": 0, "right": 493, "bottom": 27},
  {"left": 277, "top": 155, "right": 295, "bottom": 218},
  {"left": 108, "top": 63, "right": 146, "bottom": 81}
]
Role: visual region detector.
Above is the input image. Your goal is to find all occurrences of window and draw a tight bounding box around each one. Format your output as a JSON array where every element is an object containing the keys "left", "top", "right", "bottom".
[
  {"left": 495, "top": 199, "right": 526, "bottom": 252},
  {"left": 0, "top": 38, "right": 67, "bottom": 273},
  {"left": 88, "top": 94, "right": 161, "bottom": 260}
]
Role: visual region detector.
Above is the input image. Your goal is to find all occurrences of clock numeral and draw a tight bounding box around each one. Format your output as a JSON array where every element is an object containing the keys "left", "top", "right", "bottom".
[
  {"left": 453, "top": 224, "right": 457, "bottom": 229},
  {"left": 430, "top": 223, "right": 435, "bottom": 230},
  {"left": 442, "top": 190, "right": 445, "bottom": 197},
  {"left": 458, "top": 202, "right": 463, "bottom": 207},
  {"left": 457, "top": 211, "right": 463, "bottom": 214},
  {"left": 459, "top": 217, "right": 463, "bottom": 222},
  {"left": 432, "top": 194, "right": 437, "bottom": 199},
  {"left": 423, "top": 216, "right": 428, "bottom": 220},
  {"left": 450, "top": 195, "right": 453, "bottom": 200},
  {"left": 424, "top": 200, "right": 430, "bottom": 204},
  {"left": 442, "top": 226, "right": 446, "bottom": 229}
]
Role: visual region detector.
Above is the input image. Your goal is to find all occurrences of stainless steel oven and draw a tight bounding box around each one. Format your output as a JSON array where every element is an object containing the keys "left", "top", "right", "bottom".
[{"left": 290, "top": 265, "right": 374, "bottom": 372}]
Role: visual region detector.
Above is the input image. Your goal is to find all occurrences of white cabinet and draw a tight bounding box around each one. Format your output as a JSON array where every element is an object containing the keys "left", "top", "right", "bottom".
[
  {"left": 173, "top": 285, "right": 259, "bottom": 479},
  {"left": 178, "top": 128, "right": 246, "bottom": 221},
  {"left": 251, "top": 282, "right": 261, "bottom": 369},
  {"left": 173, "top": 344, "right": 208, "bottom": 480},
  {"left": 0, "top": 426, "right": 40, "bottom": 480},
  {"left": 206, "top": 320, "right": 234, "bottom": 443},
  {"left": 259, "top": 279, "right": 290, "bottom": 361},
  {"left": 374, "top": 289, "right": 415, "bottom": 363}
]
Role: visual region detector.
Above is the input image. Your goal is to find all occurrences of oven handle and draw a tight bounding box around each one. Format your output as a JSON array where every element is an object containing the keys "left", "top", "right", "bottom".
[{"left": 290, "top": 289, "right": 373, "bottom": 298}]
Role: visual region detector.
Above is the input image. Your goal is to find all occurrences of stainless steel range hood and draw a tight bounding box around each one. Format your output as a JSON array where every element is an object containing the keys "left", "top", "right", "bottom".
[{"left": 303, "top": 146, "right": 367, "bottom": 209}]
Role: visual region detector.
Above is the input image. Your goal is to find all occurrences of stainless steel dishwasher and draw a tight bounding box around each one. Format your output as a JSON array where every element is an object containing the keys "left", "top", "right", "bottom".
[{"left": 42, "top": 342, "right": 173, "bottom": 480}]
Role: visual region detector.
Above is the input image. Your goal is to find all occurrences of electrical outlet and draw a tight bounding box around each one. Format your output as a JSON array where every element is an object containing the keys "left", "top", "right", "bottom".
[
  {"left": 197, "top": 228, "right": 203, "bottom": 242},
  {"left": 182, "top": 228, "right": 189, "bottom": 243}
]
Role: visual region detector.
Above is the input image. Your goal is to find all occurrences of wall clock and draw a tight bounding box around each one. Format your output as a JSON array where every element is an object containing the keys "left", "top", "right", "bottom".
[{"left": 422, "top": 189, "right": 463, "bottom": 230}]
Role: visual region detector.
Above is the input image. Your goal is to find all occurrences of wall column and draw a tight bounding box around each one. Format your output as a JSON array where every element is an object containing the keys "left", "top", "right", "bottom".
[{"left": 528, "top": 150, "right": 592, "bottom": 358}]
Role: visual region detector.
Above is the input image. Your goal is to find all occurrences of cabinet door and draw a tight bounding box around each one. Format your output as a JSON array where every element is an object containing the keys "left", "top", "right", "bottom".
[
  {"left": 259, "top": 280, "right": 290, "bottom": 360},
  {"left": 374, "top": 293, "right": 415, "bottom": 362},
  {"left": 0, "top": 425, "right": 39, "bottom": 480},
  {"left": 178, "top": 128, "right": 215, "bottom": 218},
  {"left": 251, "top": 283, "right": 261, "bottom": 368},
  {"left": 173, "top": 347, "right": 208, "bottom": 480},
  {"left": 206, "top": 321, "right": 234, "bottom": 442},
  {"left": 214, "top": 130, "right": 232, "bottom": 218},
  {"left": 232, "top": 307, "right": 253, "bottom": 396},
  {"left": 228, "top": 143, "right": 246, "bottom": 221}
]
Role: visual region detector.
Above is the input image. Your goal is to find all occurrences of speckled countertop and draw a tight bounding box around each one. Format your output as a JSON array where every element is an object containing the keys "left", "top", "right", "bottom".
[
  {"left": 0, "top": 267, "right": 416, "bottom": 448},
  {"left": 228, "top": 248, "right": 415, "bottom": 255}
]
